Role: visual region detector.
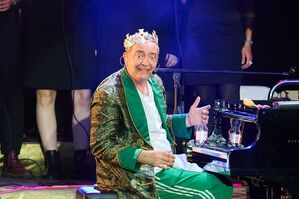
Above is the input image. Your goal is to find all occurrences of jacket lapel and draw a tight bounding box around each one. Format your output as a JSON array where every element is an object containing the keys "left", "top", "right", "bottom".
[
  {"left": 121, "top": 68, "right": 175, "bottom": 146},
  {"left": 149, "top": 78, "right": 174, "bottom": 144},
  {"left": 121, "top": 69, "right": 151, "bottom": 145}
]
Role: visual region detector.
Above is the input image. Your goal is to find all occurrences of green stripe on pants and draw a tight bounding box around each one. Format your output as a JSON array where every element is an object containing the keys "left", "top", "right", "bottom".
[{"left": 155, "top": 167, "right": 233, "bottom": 199}]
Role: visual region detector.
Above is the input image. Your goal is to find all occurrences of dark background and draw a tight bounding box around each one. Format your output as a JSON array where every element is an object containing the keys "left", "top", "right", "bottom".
[
  {"left": 22, "top": 0, "right": 299, "bottom": 139},
  {"left": 243, "top": 1, "right": 298, "bottom": 86}
]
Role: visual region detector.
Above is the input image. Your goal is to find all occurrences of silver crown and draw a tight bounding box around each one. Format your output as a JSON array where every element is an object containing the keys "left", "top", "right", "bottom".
[{"left": 124, "top": 29, "right": 159, "bottom": 49}]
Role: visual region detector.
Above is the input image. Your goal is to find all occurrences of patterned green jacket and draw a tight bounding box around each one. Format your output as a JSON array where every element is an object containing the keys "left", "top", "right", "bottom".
[{"left": 90, "top": 68, "right": 192, "bottom": 198}]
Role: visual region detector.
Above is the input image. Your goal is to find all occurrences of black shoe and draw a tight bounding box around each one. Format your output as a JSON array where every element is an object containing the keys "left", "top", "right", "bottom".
[
  {"left": 39, "top": 150, "right": 63, "bottom": 185},
  {"left": 2, "top": 151, "right": 34, "bottom": 179}
]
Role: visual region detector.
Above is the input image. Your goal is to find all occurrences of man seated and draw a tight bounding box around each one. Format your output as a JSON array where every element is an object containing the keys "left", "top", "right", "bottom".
[{"left": 90, "top": 29, "right": 233, "bottom": 198}]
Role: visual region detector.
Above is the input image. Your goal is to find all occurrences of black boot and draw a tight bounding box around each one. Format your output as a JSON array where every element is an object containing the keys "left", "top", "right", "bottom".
[
  {"left": 72, "top": 149, "right": 96, "bottom": 181},
  {"left": 39, "top": 150, "right": 61, "bottom": 185}
]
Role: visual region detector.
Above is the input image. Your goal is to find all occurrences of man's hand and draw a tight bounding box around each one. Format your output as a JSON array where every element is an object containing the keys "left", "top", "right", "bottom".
[
  {"left": 137, "top": 150, "right": 175, "bottom": 169},
  {"left": 186, "top": 96, "right": 211, "bottom": 127},
  {"left": 0, "top": 0, "right": 13, "bottom": 12},
  {"left": 165, "top": 53, "right": 179, "bottom": 67}
]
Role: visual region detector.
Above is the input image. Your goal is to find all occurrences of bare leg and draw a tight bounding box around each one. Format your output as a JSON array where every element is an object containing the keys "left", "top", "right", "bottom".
[
  {"left": 36, "top": 89, "right": 57, "bottom": 151},
  {"left": 72, "top": 89, "right": 91, "bottom": 150},
  {"left": 71, "top": 89, "right": 95, "bottom": 180}
]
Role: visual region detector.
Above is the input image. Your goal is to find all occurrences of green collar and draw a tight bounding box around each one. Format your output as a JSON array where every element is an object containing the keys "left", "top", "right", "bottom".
[{"left": 120, "top": 68, "right": 174, "bottom": 146}]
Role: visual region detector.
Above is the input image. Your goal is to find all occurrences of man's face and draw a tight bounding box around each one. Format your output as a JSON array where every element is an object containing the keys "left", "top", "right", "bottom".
[{"left": 123, "top": 42, "right": 159, "bottom": 84}]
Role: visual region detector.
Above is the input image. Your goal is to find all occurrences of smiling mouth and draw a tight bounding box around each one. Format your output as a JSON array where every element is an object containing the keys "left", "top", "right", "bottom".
[{"left": 137, "top": 67, "right": 151, "bottom": 72}]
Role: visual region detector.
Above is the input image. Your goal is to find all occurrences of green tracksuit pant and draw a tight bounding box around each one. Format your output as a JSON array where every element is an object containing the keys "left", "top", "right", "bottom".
[{"left": 156, "top": 167, "right": 233, "bottom": 199}]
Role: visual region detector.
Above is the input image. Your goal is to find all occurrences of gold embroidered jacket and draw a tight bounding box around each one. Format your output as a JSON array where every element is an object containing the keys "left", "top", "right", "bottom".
[{"left": 90, "top": 68, "right": 192, "bottom": 198}]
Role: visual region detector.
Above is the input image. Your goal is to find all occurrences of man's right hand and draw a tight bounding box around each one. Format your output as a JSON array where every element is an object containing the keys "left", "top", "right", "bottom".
[
  {"left": 0, "top": 0, "right": 13, "bottom": 12},
  {"left": 186, "top": 96, "right": 210, "bottom": 127},
  {"left": 137, "top": 150, "right": 175, "bottom": 169}
]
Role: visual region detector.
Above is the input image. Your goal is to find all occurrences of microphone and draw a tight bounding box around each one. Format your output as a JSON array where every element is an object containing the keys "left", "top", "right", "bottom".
[
  {"left": 173, "top": 72, "right": 181, "bottom": 86},
  {"left": 152, "top": 63, "right": 160, "bottom": 75}
]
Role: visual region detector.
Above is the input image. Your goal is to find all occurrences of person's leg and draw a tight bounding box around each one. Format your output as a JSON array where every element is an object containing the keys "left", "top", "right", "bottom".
[
  {"left": 36, "top": 89, "right": 60, "bottom": 180},
  {"left": 0, "top": 14, "right": 33, "bottom": 177},
  {"left": 72, "top": 89, "right": 95, "bottom": 180},
  {"left": 36, "top": 89, "right": 57, "bottom": 150},
  {"left": 5, "top": 87, "right": 24, "bottom": 154},
  {"left": 0, "top": 88, "right": 33, "bottom": 178},
  {"left": 156, "top": 168, "right": 232, "bottom": 199},
  {"left": 72, "top": 89, "right": 91, "bottom": 150},
  {"left": 193, "top": 85, "right": 217, "bottom": 107},
  {"left": 0, "top": 88, "right": 23, "bottom": 155},
  {"left": 218, "top": 83, "right": 240, "bottom": 102}
]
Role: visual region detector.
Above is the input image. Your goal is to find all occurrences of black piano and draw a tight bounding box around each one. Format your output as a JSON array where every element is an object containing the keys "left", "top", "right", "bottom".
[{"left": 190, "top": 100, "right": 299, "bottom": 197}]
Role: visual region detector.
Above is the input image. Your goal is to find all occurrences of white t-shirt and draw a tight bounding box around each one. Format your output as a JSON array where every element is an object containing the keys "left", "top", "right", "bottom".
[{"left": 137, "top": 82, "right": 203, "bottom": 173}]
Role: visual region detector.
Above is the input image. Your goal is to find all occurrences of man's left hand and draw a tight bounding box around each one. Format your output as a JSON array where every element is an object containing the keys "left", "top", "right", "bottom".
[
  {"left": 186, "top": 96, "right": 211, "bottom": 127},
  {"left": 0, "top": 0, "right": 13, "bottom": 12}
]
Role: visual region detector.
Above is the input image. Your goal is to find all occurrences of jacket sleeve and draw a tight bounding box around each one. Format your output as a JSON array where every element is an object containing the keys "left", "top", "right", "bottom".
[
  {"left": 90, "top": 87, "right": 142, "bottom": 172},
  {"left": 167, "top": 114, "right": 193, "bottom": 140}
]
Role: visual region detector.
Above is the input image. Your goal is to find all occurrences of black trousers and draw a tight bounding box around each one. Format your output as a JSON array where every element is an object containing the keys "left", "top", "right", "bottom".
[
  {"left": 0, "top": 7, "right": 23, "bottom": 155},
  {"left": 0, "top": 88, "right": 24, "bottom": 155}
]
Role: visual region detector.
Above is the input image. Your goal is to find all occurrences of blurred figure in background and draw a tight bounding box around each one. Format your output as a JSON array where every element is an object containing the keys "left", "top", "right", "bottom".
[
  {"left": 182, "top": 0, "right": 255, "bottom": 143},
  {"left": 0, "top": 0, "right": 33, "bottom": 178},
  {"left": 22, "top": 0, "right": 98, "bottom": 182}
]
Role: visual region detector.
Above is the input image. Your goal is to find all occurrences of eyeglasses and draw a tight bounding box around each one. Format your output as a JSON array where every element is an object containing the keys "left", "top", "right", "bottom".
[{"left": 133, "top": 51, "right": 158, "bottom": 64}]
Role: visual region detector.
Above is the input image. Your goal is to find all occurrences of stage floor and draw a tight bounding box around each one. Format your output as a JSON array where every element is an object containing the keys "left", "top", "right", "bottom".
[
  {"left": 0, "top": 142, "right": 95, "bottom": 199},
  {"left": 0, "top": 177, "right": 248, "bottom": 199},
  {"left": 0, "top": 142, "right": 249, "bottom": 199},
  {"left": 0, "top": 177, "right": 94, "bottom": 199}
]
